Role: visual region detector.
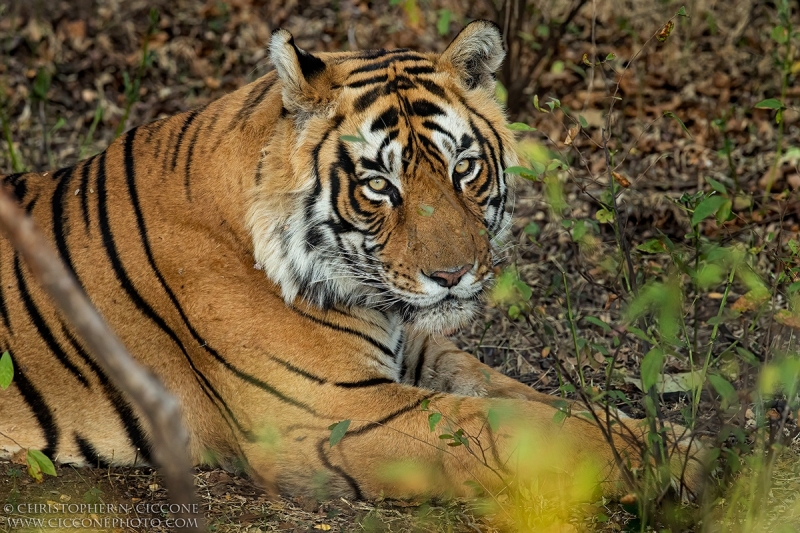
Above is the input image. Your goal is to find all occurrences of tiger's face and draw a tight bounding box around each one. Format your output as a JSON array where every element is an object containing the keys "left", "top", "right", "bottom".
[{"left": 249, "top": 21, "right": 518, "bottom": 334}]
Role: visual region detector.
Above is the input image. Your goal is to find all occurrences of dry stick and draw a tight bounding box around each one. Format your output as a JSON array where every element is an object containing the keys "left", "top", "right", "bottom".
[{"left": 0, "top": 186, "right": 202, "bottom": 533}]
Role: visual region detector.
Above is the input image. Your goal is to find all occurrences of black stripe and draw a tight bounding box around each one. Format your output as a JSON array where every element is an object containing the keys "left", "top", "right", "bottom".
[
  {"left": 347, "top": 74, "right": 388, "bottom": 89},
  {"left": 355, "top": 48, "right": 410, "bottom": 60},
  {"left": 254, "top": 156, "right": 265, "bottom": 186},
  {"left": 61, "top": 324, "right": 153, "bottom": 463},
  {"left": 161, "top": 128, "right": 177, "bottom": 173},
  {"left": 273, "top": 357, "right": 394, "bottom": 388},
  {"left": 416, "top": 79, "right": 447, "bottom": 99},
  {"left": 272, "top": 356, "right": 325, "bottom": 384},
  {"left": 75, "top": 434, "right": 110, "bottom": 468},
  {"left": 316, "top": 438, "right": 363, "bottom": 499},
  {"left": 78, "top": 157, "right": 94, "bottom": 232},
  {"left": 348, "top": 53, "right": 427, "bottom": 76},
  {"left": 403, "top": 65, "right": 435, "bottom": 76},
  {"left": 230, "top": 75, "right": 277, "bottom": 129},
  {"left": 350, "top": 394, "right": 437, "bottom": 437},
  {"left": 183, "top": 114, "right": 204, "bottom": 200},
  {"left": 10, "top": 357, "right": 59, "bottom": 458},
  {"left": 120, "top": 130, "right": 318, "bottom": 415},
  {"left": 171, "top": 110, "right": 200, "bottom": 171},
  {"left": 410, "top": 100, "right": 445, "bottom": 118},
  {"left": 52, "top": 166, "right": 78, "bottom": 275},
  {"left": 95, "top": 147, "right": 259, "bottom": 441},
  {"left": 4, "top": 172, "right": 28, "bottom": 202},
  {"left": 292, "top": 307, "right": 395, "bottom": 361},
  {"left": 353, "top": 86, "right": 383, "bottom": 113},
  {"left": 370, "top": 107, "right": 399, "bottom": 132},
  {"left": 334, "top": 377, "right": 394, "bottom": 388},
  {"left": 14, "top": 254, "right": 90, "bottom": 388},
  {"left": 0, "top": 248, "right": 10, "bottom": 332},
  {"left": 412, "top": 340, "right": 427, "bottom": 386}
]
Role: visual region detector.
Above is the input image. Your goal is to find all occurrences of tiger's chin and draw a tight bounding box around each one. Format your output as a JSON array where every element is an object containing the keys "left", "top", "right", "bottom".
[{"left": 404, "top": 297, "right": 479, "bottom": 336}]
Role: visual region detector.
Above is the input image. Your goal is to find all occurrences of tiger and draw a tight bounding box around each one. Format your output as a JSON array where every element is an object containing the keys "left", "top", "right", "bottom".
[{"left": 0, "top": 20, "right": 705, "bottom": 502}]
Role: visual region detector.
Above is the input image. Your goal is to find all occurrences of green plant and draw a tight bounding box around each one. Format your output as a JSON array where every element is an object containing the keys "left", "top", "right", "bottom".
[
  {"left": 755, "top": 0, "right": 798, "bottom": 196},
  {"left": 115, "top": 8, "right": 159, "bottom": 138},
  {"left": 492, "top": 5, "right": 800, "bottom": 530}
]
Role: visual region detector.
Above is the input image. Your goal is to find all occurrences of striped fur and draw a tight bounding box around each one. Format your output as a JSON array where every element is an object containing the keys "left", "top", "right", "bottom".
[{"left": 0, "top": 21, "right": 704, "bottom": 499}]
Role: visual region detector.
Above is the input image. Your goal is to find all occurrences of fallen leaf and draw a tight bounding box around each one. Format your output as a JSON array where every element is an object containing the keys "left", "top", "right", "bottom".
[
  {"left": 612, "top": 171, "right": 631, "bottom": 188},
  {"left": 564, "top": 124, "right": 579, "bottom": 146},
  {"left": 775, "top": 309, "right": 800, "bottom": 330},
  {"left": 731, "top": 290, "right": 770, "bottom": 312}
]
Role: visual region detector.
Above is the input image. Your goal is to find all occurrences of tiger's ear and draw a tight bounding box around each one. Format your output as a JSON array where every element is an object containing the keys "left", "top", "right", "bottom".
[
  {"left": 438, "top": 20, "right": 504, "bottom": 92},
  {"left": 270, "top": 29, "right": 328, "bottom": 112}
]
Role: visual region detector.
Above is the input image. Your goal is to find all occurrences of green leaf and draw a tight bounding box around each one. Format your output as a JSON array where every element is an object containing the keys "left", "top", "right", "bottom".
[
  {"left": 677, "top": 5, "right": 688, "bottom": 16},
  {"left": 572, "top": 220, "right": 586, "bottom": 241},
  {"left": 420, "top": 398, "right": 430, "bottom": 411},
  {"left": 533, "top": 94, "right": 542, "bottom": 112},
  {"left": 328, "top": 420, "right": 351, "bottom": 448},
  {"left": 691, "top": 195, "right": 727, "bottom": 226},
  {"left": 50, "top": 117, "right": 67, "bottom": 135},
  {"left": 578, "top": 115, "right": 588, "bottom": 128},
  {"left": 605, "top": 52, "right": 615, "bottom": 61},
  {"left": 417, "top": 204, "right": 435, "bottom": 217},
  {"left": 595, "top": 208, "right": 614, "bottom": 224},
  {"left": 514, "top": 280, "right": 532, "bottom": 301},
  {"left": 487, "top": 408, "right": 501, "bottom": 432},
  {"left": 436, "top": 9, "right": 451, "bottom": 36},
  {"left": 771, "top": 26, "right": 789, "bottom": 44},
  {"left": 755, "top": 98, "right": 784, "bottom": 110},
  {"left": 640, "top": 348, "right": 665, "bottom": 391},
  {"left": 663, "top": 111, "right": 692, "bottom": 138},
  {"left": 339, "top": 134, "right": 366, "bottom": 143},
  {"left": 637, "top": 238, "right": 667, "bottom": 254},
  {"left": 715, "top": 199, "right": 732, "bottom": 225},
  {"left": 495, "top": 80, "right": 507, "bottom": 105},
  {"left": 626, "top": 326, "right": 653, "bottom": 343},
  {"left": 504, "top": 165, "right": 539, "bottom": 180},
  {"left": 28, "top": 449, "right": 56, "bottom": 477},
  {"left": 523, "top": 221, "right": 540, "bottom": 237},
  {"left": 507, "top": 122, "right": 537, "bottom": 132},
  {"left": 705, "top": 176, "right": 728, "bottom": 195},
  {"left": 788, "top": 281, "right": 800, "bottom": 294},
  {"left": 584, "top": 316, "right": 611, "bottom": 332},
  {"left": 428, "top": 412, "right": 442, "bottom": 432},
  {"left": 0, "top": 351, "right": 13, "bottom": 390},
  {"left": 552, "top": 410, "right": 567, "bottom": 424},
  {"left": 708, "top": 374, "right": 736, "bottom": 404}
]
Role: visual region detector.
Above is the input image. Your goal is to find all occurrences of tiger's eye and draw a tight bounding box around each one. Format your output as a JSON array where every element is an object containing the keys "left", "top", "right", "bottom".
[
  {"left": 454, "top": 159, "right": 471, "bottom": 174},
  {"left": 368, "top": 177, "right": 388, "bottom": 192}
]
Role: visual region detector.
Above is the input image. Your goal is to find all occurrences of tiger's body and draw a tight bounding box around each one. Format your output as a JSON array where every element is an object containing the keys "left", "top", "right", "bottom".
[{"left": 0, "top": 22, "right": 703, "bottom": 500}]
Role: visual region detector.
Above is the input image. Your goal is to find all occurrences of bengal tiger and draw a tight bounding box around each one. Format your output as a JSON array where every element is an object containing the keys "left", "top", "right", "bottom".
[{"left": 0, "top": 21, "right": 704, "bottom": 501}]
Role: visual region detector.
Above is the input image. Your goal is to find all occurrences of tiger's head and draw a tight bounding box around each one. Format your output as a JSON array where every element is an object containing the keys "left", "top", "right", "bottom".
[{"left": 248, "top": 20, "right": 518, "bottom": 334}]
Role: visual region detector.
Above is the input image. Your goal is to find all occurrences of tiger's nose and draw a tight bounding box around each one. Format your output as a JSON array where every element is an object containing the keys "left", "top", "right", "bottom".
[{"left": 425, "top": 264, "right": 472, "bottom": 288}]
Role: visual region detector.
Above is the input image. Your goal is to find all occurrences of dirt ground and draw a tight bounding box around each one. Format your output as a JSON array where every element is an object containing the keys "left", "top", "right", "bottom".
[{"left": 1, "top": 0, "right": 800, "bottom": 531}]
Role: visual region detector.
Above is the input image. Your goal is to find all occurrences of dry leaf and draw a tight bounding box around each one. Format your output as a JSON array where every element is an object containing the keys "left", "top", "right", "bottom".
[
  {"left": 564, "top": 124, "right": 579, "bottom": 146},
  {"left": 612, "top": 171, "right": 631, "bottom": 188},
  {"left": 731, "top": 290, "right": 769, "bottom": 312},
  {"left": 620, "top": 493, "right": 638, "bottom": 505},
  {"left": 656, "top": 20, "right": 674, "bottom": 42},
  {"left": 775, "top": 309, "right": 800, "bottom": 330}
]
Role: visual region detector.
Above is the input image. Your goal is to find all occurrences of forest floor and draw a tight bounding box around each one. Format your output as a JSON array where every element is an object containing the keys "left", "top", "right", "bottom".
[{"left": 1, "top": 0, "right": 799, "bottom": 531}]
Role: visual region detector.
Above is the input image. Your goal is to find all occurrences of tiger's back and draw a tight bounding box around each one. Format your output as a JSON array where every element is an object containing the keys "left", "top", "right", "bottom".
[{"left": 1, "top": 22, "right": 705, "bottom": 500}]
